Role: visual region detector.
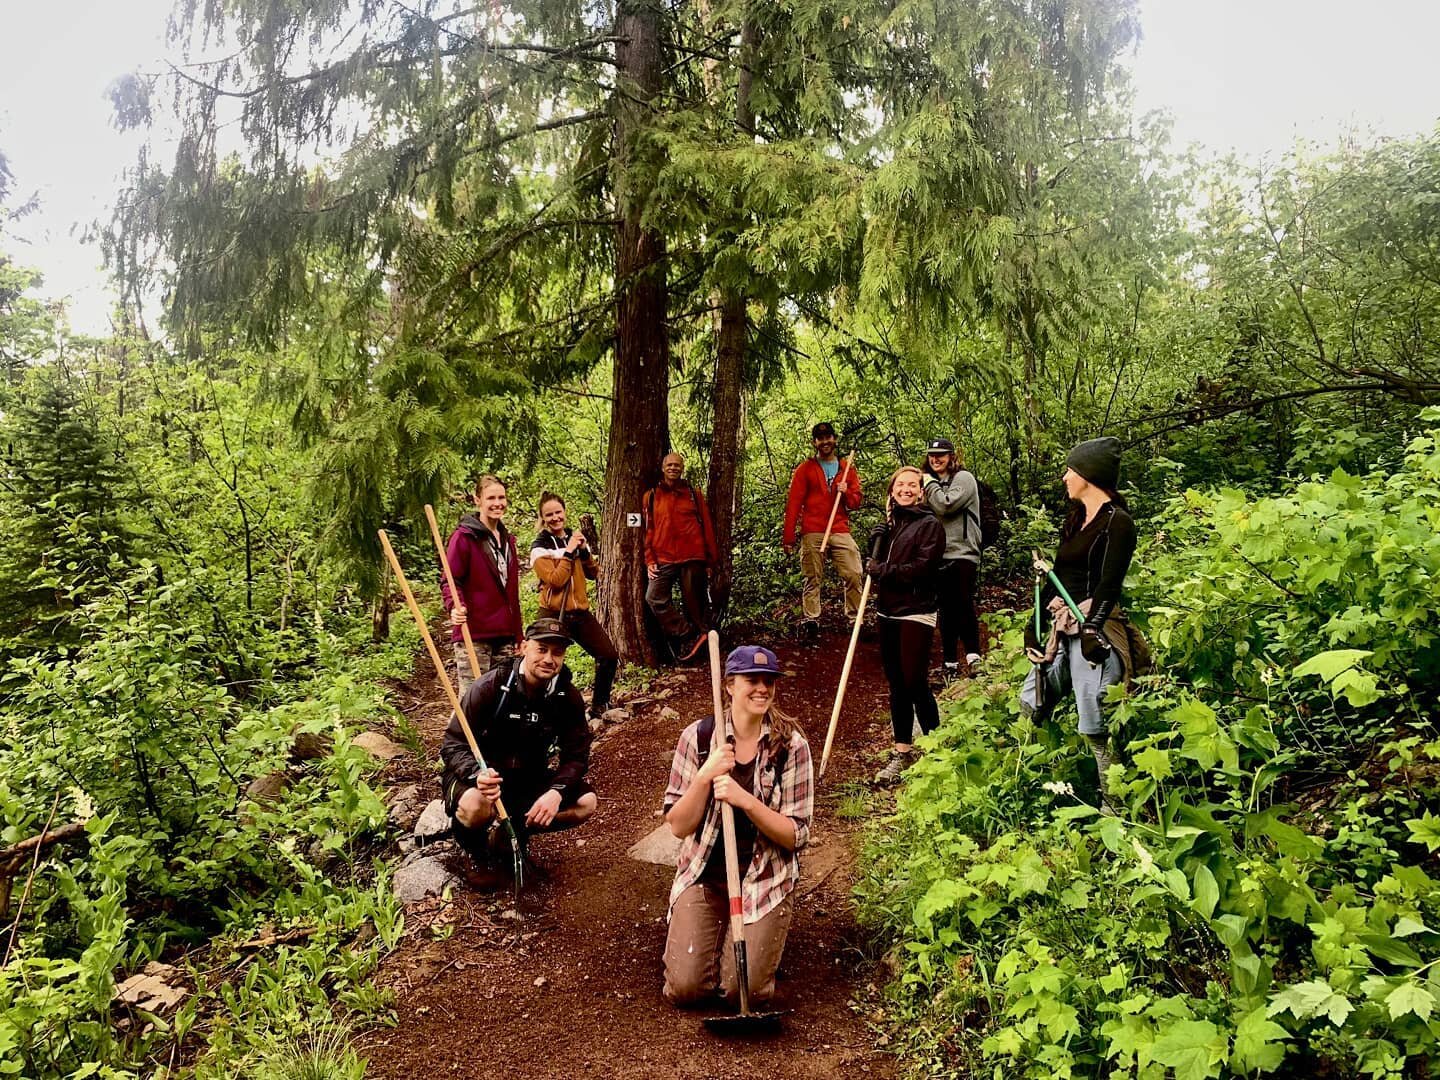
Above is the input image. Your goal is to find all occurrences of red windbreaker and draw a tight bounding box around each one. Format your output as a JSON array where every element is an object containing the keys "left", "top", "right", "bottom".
[
  {"left": 643, "top": 482, "right": 718, "bottom": 566},
  {"left": 783, "top": 457, "right": 863, "bottom": 546}
]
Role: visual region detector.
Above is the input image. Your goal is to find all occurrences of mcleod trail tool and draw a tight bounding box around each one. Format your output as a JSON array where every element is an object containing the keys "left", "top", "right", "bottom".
[
  {"left": 818, "top": 447, "right": 858, "bottom": 555},
  {"left": 1032, "top": 550, "right": 1085, "bottom": 623},
  {"left": 818, "top": 573, "right": 871, "bottom": 781},
  {"left": 380, "top": 526, "right": 525, "bottom": 893},
  {"left": 818, "top": 415, "right": 877, "bottom": 554},
  {"left": 1030, "top": 560, "right": 1048, "bottom": 713},
  {"left": 701, "top": 631, "right": 785, "bottom": 1035}
]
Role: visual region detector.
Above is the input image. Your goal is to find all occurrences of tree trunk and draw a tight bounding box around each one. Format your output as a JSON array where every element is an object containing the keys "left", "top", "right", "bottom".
[
  {"left": 707, "top": 292, "right": 746, "bottom": 613},
  {"left": 705, "top": 16, "right": 758, "bottom": 618},
  {"left": 602, "top": 0, "right": 671, "bottom": 664}
]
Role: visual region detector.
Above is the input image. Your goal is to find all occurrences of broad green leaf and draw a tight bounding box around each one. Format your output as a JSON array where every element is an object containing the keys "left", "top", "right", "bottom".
[
  {"left": 1192, "top": 864, "right": 1219, "bottom": 920},
  {"left": 1360, "top": 933, "right": 1423, "bottom": 968},
  {"left": 1292, "top": 649, "right": 1372, "bottom": 681},
  {"left": 1133, "top": 746, "right": 1172, "bottom": 780},
  {"left": 1406, "top": 812, "right": 1440, "bottom": 853},
  {"left": 1385, "top": 981, "right": 1435, "bottom": 1021},
  {"left": 1392, "top": 916, "right": 1430, "bottom": 937},
  {"left": 1267, "top": 980, "right": 1353, "bottom": 1027},
  {"left": 1231, "top": 1005, "right": 1289, "bottom": 1075},
  {"left": 1152, "top": 1019, "right": 1228, "bottom": 1080}
]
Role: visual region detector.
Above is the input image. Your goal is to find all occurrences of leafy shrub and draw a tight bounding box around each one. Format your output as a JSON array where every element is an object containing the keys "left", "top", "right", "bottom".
[{"left": 858, "top": 412, "right": 1440, "bottom": 1078}]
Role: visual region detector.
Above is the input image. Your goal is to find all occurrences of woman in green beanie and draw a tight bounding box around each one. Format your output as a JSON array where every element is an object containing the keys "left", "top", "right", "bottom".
[{"left": 1021, "top": 437, "right": 1138, "bottom": 800}]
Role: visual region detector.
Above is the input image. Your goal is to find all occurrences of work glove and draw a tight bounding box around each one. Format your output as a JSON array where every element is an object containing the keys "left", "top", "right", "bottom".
[
  {"left": 867, "top": 523, "right": 890, "bottom": 558},
  {"left": 1080, "top": 599, "right": 1117, "bottom": 665},
  {"left": 865, "top": 558, "right": 885, "bottom": 580},
  {"left": 1024, "top": 618, "right": 1042, "bottom": 655}
]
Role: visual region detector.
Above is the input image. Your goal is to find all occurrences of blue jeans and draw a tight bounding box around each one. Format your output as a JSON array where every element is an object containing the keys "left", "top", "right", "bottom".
[{"left": 1020, "top": 634, "right": 1123, "bottom": 736}]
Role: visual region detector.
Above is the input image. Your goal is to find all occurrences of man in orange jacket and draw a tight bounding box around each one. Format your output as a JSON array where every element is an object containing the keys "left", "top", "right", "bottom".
[
  {"left": 783, "top": 422, "right": 865, "bottom": 640},
  {"left": 643, "top": 452, "right": 719, "bottom": 661}
]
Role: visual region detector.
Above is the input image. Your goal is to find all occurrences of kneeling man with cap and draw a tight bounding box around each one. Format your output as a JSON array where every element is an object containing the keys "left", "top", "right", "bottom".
[{"left": 440, "top": 618, "right": 597, "bottom": 864}]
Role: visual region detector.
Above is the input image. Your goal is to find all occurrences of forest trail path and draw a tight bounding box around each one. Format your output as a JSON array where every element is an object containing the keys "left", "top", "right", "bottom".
[{"left": 362, "top": 619, "right": 905, "bottom": 1080}]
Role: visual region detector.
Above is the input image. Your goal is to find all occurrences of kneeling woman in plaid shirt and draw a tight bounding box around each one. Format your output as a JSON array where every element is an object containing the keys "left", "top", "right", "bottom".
[{"left": 661, "top": 644, "right": 815, "bottom": 1006}]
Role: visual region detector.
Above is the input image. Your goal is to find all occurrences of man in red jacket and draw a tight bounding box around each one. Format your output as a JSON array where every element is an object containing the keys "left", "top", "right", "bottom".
[
  {"left": 643, "top": 452, "right": 719, "bottom": 661},
  {"left": 783, "top": 422, "right": 864, "bottom": 640},
  {"left": 442, "top": 475, "right": 524, "bottom": 692}
]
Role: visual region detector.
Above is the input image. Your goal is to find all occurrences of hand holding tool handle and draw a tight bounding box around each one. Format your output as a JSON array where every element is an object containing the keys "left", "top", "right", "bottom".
[
  {"left": 378, "top": 528, "right": 513, "bottom": 831},
  {"left": 818, "top": 451, "right": 857, "bottom": 554}
]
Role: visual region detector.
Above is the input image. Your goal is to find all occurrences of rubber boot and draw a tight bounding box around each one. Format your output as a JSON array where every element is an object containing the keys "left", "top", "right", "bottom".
[{"left": 1087, "top": 734, "right": 1115, "bottom": 815}]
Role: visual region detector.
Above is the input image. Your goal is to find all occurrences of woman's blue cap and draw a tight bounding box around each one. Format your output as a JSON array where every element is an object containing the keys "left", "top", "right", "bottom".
[{"left": 725, "top": 645, "right": 784, "bottom": 677}]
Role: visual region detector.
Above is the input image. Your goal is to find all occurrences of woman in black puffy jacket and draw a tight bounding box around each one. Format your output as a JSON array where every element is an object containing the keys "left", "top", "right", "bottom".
[{"left": 867, "top": 465, "right": 946, "bottom": 786}]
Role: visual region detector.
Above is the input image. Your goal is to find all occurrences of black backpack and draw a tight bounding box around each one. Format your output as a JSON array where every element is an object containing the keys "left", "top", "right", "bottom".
[
  {"left": 976, "top": 479, "right": 1002, "bottom": 549},
  {"left": 957, "top": 474, "right": 1003, "bottom": 550}
]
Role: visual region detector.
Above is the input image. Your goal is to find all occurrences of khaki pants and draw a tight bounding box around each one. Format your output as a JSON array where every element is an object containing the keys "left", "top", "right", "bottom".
[
  {"left": 454, "top": 638, "right": 512, "bottom": 695},
  {"left": 799, "top": 531, "right": 864, "bottom": 621},
  {"left": 662, "top": 885, "right": 792, "bottom": 1005}
]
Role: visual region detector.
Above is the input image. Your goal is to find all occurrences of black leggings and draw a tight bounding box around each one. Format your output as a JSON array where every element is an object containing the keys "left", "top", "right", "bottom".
[
  {"left": 879, "top": 617, "right": 939, "bottom": 744},
  {"left": 937, "top": 559, "right": 981, "bottom": 661},
  {"left": 539, "top": 607, "right": 619, "bottom": 713}
]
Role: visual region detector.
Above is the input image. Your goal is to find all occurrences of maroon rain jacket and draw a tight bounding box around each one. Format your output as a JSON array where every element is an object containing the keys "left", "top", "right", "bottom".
[{"left": 440, "top": 514, "right": 522, "bottom": 643}]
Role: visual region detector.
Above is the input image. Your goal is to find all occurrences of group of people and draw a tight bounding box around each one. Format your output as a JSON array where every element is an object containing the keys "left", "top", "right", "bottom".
[{"left": 432, "top": 432, "right": 1139, "bottom": 1012}]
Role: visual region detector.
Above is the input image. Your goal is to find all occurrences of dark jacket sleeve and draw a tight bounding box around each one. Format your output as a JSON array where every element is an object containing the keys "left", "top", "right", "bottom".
[
  {"left": 880, "top": 518, "right": 946, "bottom": 588},
  {"left": 1091, "top": 508, "right": 1137, "bottom": 605},
  {"left": 440, "top": 674, "right": 498, "bottom": 781},
  {"left": 548, "top": 685, "right": 593, "bottom": 797}
]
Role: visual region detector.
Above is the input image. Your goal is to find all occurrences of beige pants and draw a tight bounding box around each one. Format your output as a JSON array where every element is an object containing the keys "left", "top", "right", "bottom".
[
  {"left": 799, "top": 531, "right": 864, "bottom": 621},
  {"left": 454, "top": 638, "right": 512, "bottom": 695},
  {"left": 662, "top": 886, "right": 793, "bottom": 1005}
]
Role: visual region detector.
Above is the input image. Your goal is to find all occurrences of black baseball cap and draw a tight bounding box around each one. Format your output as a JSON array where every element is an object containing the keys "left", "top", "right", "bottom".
[
  {"left": 524, "top": 618, "right": 572, "bottom": 645},
  {"left": 925, "top": 438, "right": 956, "bottom": 454},
  {"left": 811, "top": 422, "right": 837, "bottom": 440}
]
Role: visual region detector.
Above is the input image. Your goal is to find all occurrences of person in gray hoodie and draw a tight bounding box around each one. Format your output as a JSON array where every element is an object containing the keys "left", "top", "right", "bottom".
[{"left": 922, "top": 438, "right": 983, "bottom": 680}]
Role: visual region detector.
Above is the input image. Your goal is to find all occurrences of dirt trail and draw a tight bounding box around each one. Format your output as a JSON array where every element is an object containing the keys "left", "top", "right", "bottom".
[{"left": 362, "top": 619, "right": 904, "bottom": 1080}]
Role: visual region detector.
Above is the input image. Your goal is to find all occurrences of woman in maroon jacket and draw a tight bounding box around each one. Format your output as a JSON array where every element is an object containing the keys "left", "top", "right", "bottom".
[{"left": 442, "top": 475, "right": 523, "bottom": 691}]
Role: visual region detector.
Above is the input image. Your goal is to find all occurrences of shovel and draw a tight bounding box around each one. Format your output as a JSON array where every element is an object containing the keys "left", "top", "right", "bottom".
[
  {"left": 380, "top": 526, "right": 525, "bottom": 897},
  {"left": 701, "top": 630, "right": 785, "bottom": 1036}
]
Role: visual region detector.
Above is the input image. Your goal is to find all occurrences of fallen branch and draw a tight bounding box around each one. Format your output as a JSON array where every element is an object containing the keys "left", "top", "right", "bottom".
[
  {"left": 237, "top": 925, "right": 320, "bottom": 950},
  {"left": 0, "top": 814, "right": 85, "bottom": 923}
]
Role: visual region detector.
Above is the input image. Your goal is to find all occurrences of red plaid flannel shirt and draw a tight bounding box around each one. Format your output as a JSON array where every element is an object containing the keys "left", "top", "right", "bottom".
[{"left": 663, "top": 714, "right": 814, "bottom": 924}]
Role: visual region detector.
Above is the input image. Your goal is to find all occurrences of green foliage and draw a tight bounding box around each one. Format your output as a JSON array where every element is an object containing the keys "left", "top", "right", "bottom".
[{"left": 857, "top": 419, "right": 1440, "bottom": 1077}]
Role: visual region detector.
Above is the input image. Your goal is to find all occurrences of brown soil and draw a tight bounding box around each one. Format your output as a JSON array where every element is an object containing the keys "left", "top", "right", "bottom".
[{"left": 361, "top": 617, "right": 908, "bottom": 1080}]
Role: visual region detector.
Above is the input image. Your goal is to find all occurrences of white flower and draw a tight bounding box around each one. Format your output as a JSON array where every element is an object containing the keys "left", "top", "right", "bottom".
[{"left": 1041, "top": 780, "right": 1075, "bottom": 797}]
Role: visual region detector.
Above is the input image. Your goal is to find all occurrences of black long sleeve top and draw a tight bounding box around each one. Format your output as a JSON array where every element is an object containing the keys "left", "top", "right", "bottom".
[{"left": 1042, "top": 502, "right": 1137, "bottom": 617}]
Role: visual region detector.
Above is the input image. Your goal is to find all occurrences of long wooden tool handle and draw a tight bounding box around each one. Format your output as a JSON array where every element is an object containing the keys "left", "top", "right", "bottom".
[
  {"left": 818, "top": 452, "right": 856, "bottom": 554},
  {"left": 424, "top": 504, "right": 485, "bottom": 680},
  {"left": 378, "top": 529, "right": 511, "bottom": 827},
  {"left": 818, "top": 574, "right": 871, "bottom": 780},
  {"left": 708, "top": 630, "right": 751, "bottom": 1016}
]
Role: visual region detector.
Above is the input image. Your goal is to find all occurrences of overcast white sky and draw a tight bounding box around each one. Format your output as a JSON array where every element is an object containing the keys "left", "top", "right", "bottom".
[{"left": 1, "top": 0, "right": 1438, "bottom": 334}]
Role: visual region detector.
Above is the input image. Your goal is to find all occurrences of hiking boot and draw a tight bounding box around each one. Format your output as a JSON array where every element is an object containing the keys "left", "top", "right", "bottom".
[
  {"left": 801, "top": 620, "right": 820, "bottom": 643},
  {"left": 942, "top": 662, "right": 960, "bottom": 683},
  {"left": 679, "top": 633, "right": 708, "bottom": 661},
  {"left": 874, "top": 749, "right": 917, "bottom": 787},
  {"left": 965, "top": 652, "right": 982, "bottom": 671}
]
